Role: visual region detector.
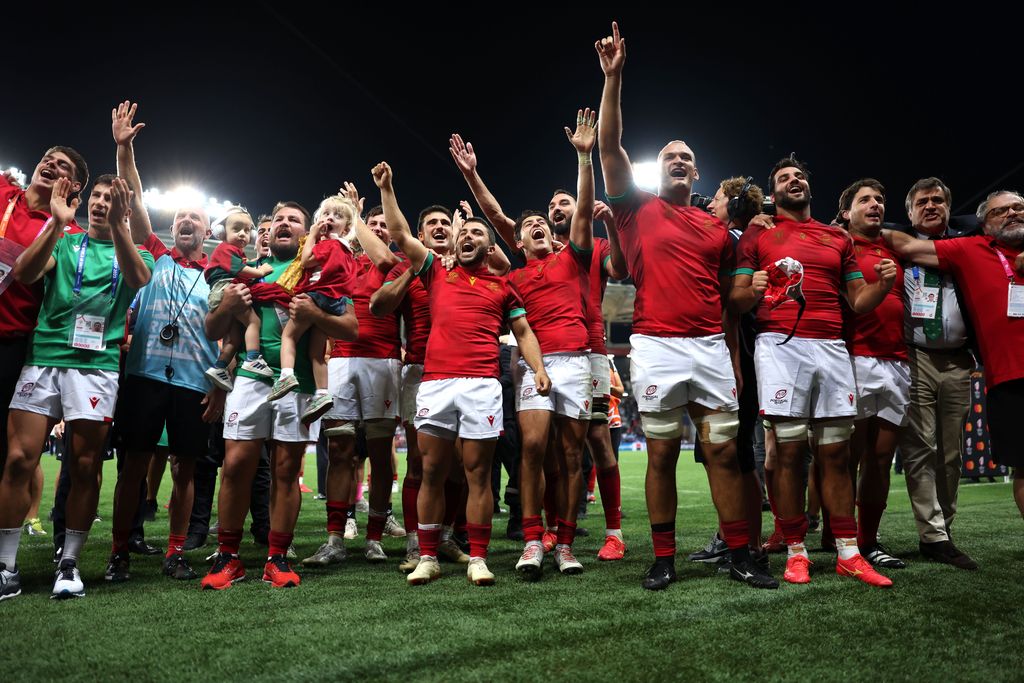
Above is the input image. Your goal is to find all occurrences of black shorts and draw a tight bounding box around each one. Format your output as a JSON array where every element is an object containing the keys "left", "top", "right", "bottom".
[
  {"left": 116, "top": 374, "right": 211, "bottom": 457},
  {"left": 986, "top": 378, "right": 1024, "bottom": 469},
  {"left": 307, "top": 291, "right": 347, "bottom": 316}
]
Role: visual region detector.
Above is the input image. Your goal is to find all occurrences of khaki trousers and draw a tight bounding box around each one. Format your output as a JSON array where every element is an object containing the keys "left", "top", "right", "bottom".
[{"left": 899, "top": 345, "right": 973, "bottom": 543}]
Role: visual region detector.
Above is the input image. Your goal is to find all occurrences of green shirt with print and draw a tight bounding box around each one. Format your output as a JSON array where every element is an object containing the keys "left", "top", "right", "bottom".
[
  {"left": 235, "top": 255, "right": 315, "bottom": 393},
  {"left": 27, "top": 231, "right": 154, "bottom": 371}
]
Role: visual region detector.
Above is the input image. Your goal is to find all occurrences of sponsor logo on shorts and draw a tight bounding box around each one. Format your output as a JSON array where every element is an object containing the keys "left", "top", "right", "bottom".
[
  {"left": 486, "top": 415, "right": 495, "bottom": 426},
  {"left": 227, "top": 411, "right": 238, "bottom": 424},
  {"left": 848, "top": 393, "right": 855, "bottom": 405},
  {"left": 384, "top": 400, "right": 392, "bottom": 409},
  {"left": 418, "top": 408, "right": 429, "bottom": 417},
  {"left": 16, "top": 382, "right": 34, "bottom": 398},
  {"left": 731, "top": 387, "right": 737, "bottom": 398},
  {"left": 522, "top": 387, "right": 533, "bottom": 398},
  {"left": 592, "top": 379, "right": 599, "bottom": 388},
  {"left": 645, "top": 385, "right": 657, "bottom": 396},
  {"left": 769, "top": 389, "right": 789, "bottom": 406},
  {"left": 88, "top": 396, "right": 100, "bottom": 409},
  {"left": 584, "top": 399, "right": 590, "bottom": 410}
]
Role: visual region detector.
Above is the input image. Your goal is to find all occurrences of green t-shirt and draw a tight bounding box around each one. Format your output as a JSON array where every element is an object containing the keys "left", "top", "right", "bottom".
[
  {"left": 235, "top": 255, "right": 315, "bottom": 393},
  {"left": 28, "top": 231, "right": 154, "bottom": 371}
]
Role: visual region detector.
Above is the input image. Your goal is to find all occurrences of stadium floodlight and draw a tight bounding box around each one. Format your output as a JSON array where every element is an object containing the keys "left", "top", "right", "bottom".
[
  {"left": 2, "top": 166, "right": 28, "bottom": 187},
  {"left": 631, "top": 161, "right": 660, "bottom": 192},
  {"left": 142, "top": 186, "right": 239, "bottom": 222}
]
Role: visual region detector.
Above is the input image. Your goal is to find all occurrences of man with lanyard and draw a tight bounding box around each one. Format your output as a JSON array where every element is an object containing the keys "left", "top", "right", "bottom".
[
  {"left": 0, "top": 174, "right": 153, "bottom": 601},
  {"left": 105, "top": 101, "right": 225, "bottom": 583},
  {"left": 896, "top": 178, "right": 978, "bottom": 569},
  {"left": 596, "top": 22, "right": 775, "bottom": 591},
  {"left": 201, "top": 201, "right": 357, "bottom": 590},
  {"left": 449, "top": 124, "right": 631, "bottom": 564},
  {"left": 0, "top": 147, "right": 88, "bottom": 476},
  {"left": 884, "top": 191, "right": 1024, "bottom": 536}
]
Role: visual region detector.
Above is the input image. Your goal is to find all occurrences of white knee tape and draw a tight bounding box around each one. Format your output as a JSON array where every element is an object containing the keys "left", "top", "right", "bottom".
[
  {"left": 323, "top": 421, "right": 356, "bottom": 437},
  {"left": 693, "top": 411, "right": 740, "bottom": 444},
  {"left": 772, "top": 420, "right": 809, "bottom": 443},
  {"left": 812, "top": 419, "right": 853, "bottom": 445},
  {"left": 364, "top": 419, "right": 397, "bottom": 440},
  {"left": 641, "top": 407, "right": 686, "bottom": 440}
]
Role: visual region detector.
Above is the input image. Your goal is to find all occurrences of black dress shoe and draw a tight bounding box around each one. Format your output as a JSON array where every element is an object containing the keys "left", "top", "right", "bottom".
[
  {"left": 128, "top": 539, "right": 163, "bottom": 556},
  {"left": 183, "top": 533, "right": 207, "bottom": 551},
  {"left": 162, "top": 553, "right": 198, "bottom": 580},
  {"left": 642, "top": 560, "right": 677, "bottom": 590},
  {"left": 920, "top": 540, "right": 978, "bottom": 570}
]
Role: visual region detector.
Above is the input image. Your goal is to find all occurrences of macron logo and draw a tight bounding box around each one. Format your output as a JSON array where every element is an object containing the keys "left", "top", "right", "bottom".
[{"left": 487, "top": 415, "right": 495, "bottom": 426}]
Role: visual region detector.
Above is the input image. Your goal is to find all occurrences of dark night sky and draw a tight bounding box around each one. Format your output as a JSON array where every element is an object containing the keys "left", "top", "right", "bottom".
[{"left": 4, "top": 6, "right": 1020, "bottom": 230}]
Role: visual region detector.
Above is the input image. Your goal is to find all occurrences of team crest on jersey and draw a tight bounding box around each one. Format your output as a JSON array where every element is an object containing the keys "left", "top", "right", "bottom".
[
  {"left": 817, "top": 232, "right": 832, "bottom": 244},
  {"left": 446, "top": 271, "right": 459, "bottom": 283},
  {"left": 486, "top": 281, "right": 500, "bottom": 292},
  {"left": 418, "top": 408, "right": 429, "bottom": 417},
  {"left": 16, "top": 382, "right": 34, "bottom": 398},
  {"left": 798, "top": 232, "right": 808, "bottom": 240},
  {"left": 487, "top": 415, "right": 495, "bottom": 426},
  {"left": 772, "top": 230, "right": 787, "bottom": 244}
]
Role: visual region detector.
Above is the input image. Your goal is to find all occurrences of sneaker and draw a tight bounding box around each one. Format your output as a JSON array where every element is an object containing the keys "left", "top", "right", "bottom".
[
  {"left": 587, "top": 492, "right": 596, "bottom": 503},
  {"left": 466, "top": 557, "right": 496, "bottom": 586},
  {"left": 836, "top": 554, "right": 892, "bottom": 587},
  {"left": 399, "top": 547, "right": 421, "bottom": 574},
  {"left": 365, "top": 540, "right": 387, "bottom": 563},
  {"left": 205, "top": 366, "right": 234, "bottom": 391},
  {"left": 806, "top": 514, "right": 820, "bottom": 532},
  {"left": 391, "top": 480, "right": 399, "bottom": 494},
  {"left": 762, "top": 529, "right": 786, "bottom": 554},
  {"left": 301, "top": 392, "right": 333, "bottom": 424},
  {"left": 0, "top": 563, "right": 22, "bottom": 602},
  {"left": 104, "top": 551, "right": 131, "bottom": 582},
  {"left": 242, "top": 356, "right": 275, "bottom": 378},
  {"left": 783, "top": 555, "right": 812, "bottom": 584},
  {"left": 299, "top": 483, "right": 313, "bottom": 494},
  {"left": 355, "top": 499, "right": 369, "bottom": 514},
  {"left": 302, "top": 535, "right": 347, "bottom": 566},
  {"left": 641, "top": 559, "right": 677, "bottom": 591},
  {"left": 598, "top": 535, "right": 627, "bottom": 561},
  {"left": 24, "top": 518, "right": 47, "bottom": 536},
  {"left": 162, "top": 553, "right": 198, "bottom": 580},
  {"left": 407, "top": 555, "right": 441, "bottom": 585},
  {"left": 541, "top": 530, "right": 557, "bottom": 553},
  {"left": 688, "top": 533, "right": 729, "bottom": 564},
  {"left": 263, "top": 554, "right": 301, "bottom": 587},
  {"left": 286, "top": 545, "right": 297, "bottom": 560},
  {"left": 862, "top": 543, "right": 907, "bottom": 569},
  {"left": 729, "top": 557, "right": 780, "bottom": 589},
  {"left": 344, "top": 518, "right": 358, "bottom": 539},
  {"left": 515, "top": 543, "right": 544, "bottom": 581},
  {"left": 52, "top": 559, "right": 85, "bottom": 599},
  {"left": 437, "top": 538, "right": 470, "bottom": 564},
  {"left": 554, "top": 546, "right": 583, "bottom": 575},
  {"left": 201, "top": 552, "right": 246, "bottom": 590},
  {"left": 383, "top": 514, "right": 407, "bottom": 538},
  {"left": 267, "top": 373, "right": 299, "bottom": 401},
  {"left": 313, "top": 493, "right": 327, "bottom": 501}
]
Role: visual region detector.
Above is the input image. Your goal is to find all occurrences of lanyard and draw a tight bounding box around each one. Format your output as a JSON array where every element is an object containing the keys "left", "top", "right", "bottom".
[
  {"left": 0, "top": 198, "right": 16, "bottom": 240},
  {"left": 73, "top": 235, "right": 121, "bottom": 298},
  {"left": 993, "top": 247, "right": 1017, "bottom": 282}
]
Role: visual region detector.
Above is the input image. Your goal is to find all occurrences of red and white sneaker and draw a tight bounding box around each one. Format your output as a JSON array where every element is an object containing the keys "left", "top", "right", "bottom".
[
  {"left": 201, "top": 553, "right": 246, "bottom": 590},
  {"left": 541, "top": 530, "right": 557, "bottom": 553},
  {"left": 299, "top": 483, "right": 313, "bottom": 494},
  {"left": 263, "top": 554, "right": 301, "bottom": 588},
  {"left": 783, "top": 555, "right": 812, "bottom": 584},
  {"left": 597, "top": 535, "right": 627, "bottom": 561},
  {"left": 836, "top": 554, "right": 893, "bottom": 587},
  {"left": 762, "top": 529, "right": 786, "bottom": 554}
]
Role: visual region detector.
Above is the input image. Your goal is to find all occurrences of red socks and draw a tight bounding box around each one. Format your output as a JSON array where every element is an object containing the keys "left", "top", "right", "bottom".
[
  {"left": 651, "top": 522, "right": 675, "bottom": 559},
  {"left": 218, "top": 529, "right": 243, "bottom": 555},
  {"left": 326, "top": 500, "right": 348, "bottom": 536},
  {"left": 418, "top": 524, "right": 441, "bottom": 557},
  {"left": 166, "top": 533, "right": 186, "bottom": 558},
  {"left": 268, "top": 530, "right": 293, "bottom": 558},
  {"left": 720, "top": 519, "right": 751, "bottom": 550},
  {"left": 522, "top": 515, "right": 544, "bottom": 543},
  {"left": 466, "top": 523, "right": 491, "bottom": 559},
  {"left": 555, "top": 518, "right": 576, "bottom": 547},
  {"left": 830, "top": 514, "right": 858, "bottom": 541},
  {"left": 596, "top": 465, "right": 622, "bottom": 530},
  {"left": 366, "top": 512, "right": 386, "bottom": 542},
  {"left": 402, "top": 478, "right": 421, "bottom": 532},
  {"left": 778, "top": 515, "right": 809, "bottom": 547}
]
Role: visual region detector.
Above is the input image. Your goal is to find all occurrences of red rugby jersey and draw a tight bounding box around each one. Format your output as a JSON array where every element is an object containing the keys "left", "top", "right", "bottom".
[
  {"left": 297, "top": 238, "right": 356, "bottom": 300},
  {"left": 609, "top": 188, "right": 733, "bottom": 337},
  {"left": 417, "top": 253, "right": 524, "bottom": 380},
  {"left": 385, "top": 258, "right": 431, "bottom": 366},
  {"left": 587, "top": 237, "right": 611, "bottom": 355},
  {"left": 509, "top": 246, "right": 589, "bottom": 355},
  {"left": 735, "top": 216, "right": 862, "bottom": 340},
  {"left": 843, "top": 234, "right": 906, "bottom": 361},
  {"left": 332, "top": 253, "right": 401, "bottom": 359}
]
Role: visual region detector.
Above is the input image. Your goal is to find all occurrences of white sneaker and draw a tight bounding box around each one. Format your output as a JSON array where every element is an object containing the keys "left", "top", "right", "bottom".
[
  {"left": 516, "top": 542, "right": 544, "bottom": 581},
  {"left": 0, "top": 564, "right": 22, "bottom": 602},
  {"left": 355, "top": 499, "right": 369, "bottom": 514},
  {"left": 52, "top": 559, "right": 85, "bottom": 599},
  {"left": 384, "top": 514, "right": 407, "bottom": 538},
  {"left": 466, "top": 557, "right": 495, "bottom": 586},
  {"left": 205, "top": 366, "right": 234, "bottom": 391},
  {"left": 241, "top": 356, "right": 274, "bottom": 378},
  {"left": 302, "top": 535, "right": 347, "bottom": 566},
  {"left": 407, "top": 555, "right": 441, "bottom": 585},
  {"left": 438, "top": 538, "right": 470, "bottom": 564},
  {"left": 391, "top": 480, "right": 399, "bottom": 494},
  {"left": 399, "top": 547, "right": 421, "bottom": 574},
  {"left": 344, "top": 518, "right": 358, "bottom": 539},
  {"left": 365, "top": 539, "right": 387, "bottom": 563},
  {"left": 286, "top": 545, "right": 297, "bottom": 560},
  {"left": 554, "top": 545, "right": 584, "bottom": 575}
]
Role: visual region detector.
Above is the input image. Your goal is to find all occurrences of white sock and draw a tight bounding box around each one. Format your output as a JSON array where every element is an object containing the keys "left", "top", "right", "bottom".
[
  {"left": 406, "top": 531, "right": 419, "bottom": 552},
  {"left": 605, "top": 528, "right": 623, "bottom": 540},
  {"left": 0, "top": 527, "right": 23, "bottom": 568},
  {"left": 62, "top": 529, "right": 89, "bottom": 563},
  {"left": 314, "top": 388, "right": 328, "bottom": 396},
  {"left": 787, "top": 542, "right": 809, "bottom": 559},
  {"left": 441, "top": 525, "right": 453, "bottom": 542},
  {"left": 279, "top": 368, "right": 295, "bottom": 378},
  {"left": 835, "top": 536, "right": 860, "bottom": 561}
]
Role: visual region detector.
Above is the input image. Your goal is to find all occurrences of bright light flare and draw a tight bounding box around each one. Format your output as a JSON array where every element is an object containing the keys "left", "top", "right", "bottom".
[
  {"left": 632, "top": 161, "right": 660, "bottom": 192},
  {"left": 143, "top": 186, "right": 237, "bottom": 222},
  {"left": 2, "top": 166, "right": 28, "bottom": 187}
]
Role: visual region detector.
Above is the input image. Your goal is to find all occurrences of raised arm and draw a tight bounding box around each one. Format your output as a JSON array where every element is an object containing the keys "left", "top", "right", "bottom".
[
  {"left": 595, "top": 21, "right": 632, "bottom": 198},
  {"left": 881, "top": 229, "right": 939, "bottom": 268},
  {"left": 112, "top": 101, "right": 154, "bottom": 245},
  {"left": 13, "top": 177, "right": 73, "bottom": 283},
  {"left": 449, "top": 134, "right": 518, "bottom": 249},
  {"left": 107, "top": 178, "right": 152, "bottom": 289},
  {"left": 566, "top": 108, "right": 596, "bottom": 252},
  {"left": 342, "top": 181, "right": 398, "bottom": 272},
  {"left": 595, "top": 201, "right": 627, "bottom": 279},
  {"left": 371, "top": 163, "right": 428, "bottom": 272}
]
